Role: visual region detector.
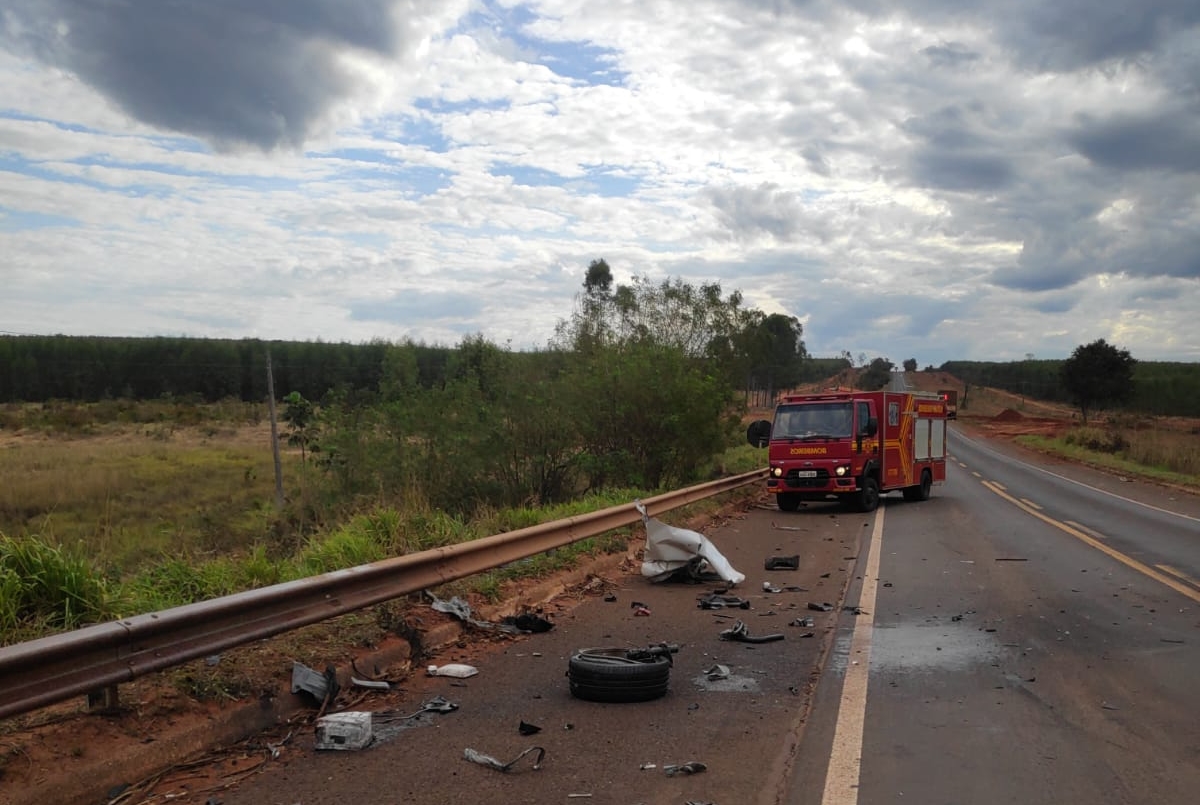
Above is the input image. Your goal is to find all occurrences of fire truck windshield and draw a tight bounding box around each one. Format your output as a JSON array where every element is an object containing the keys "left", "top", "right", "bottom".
[{"left": 771, "top": 402, "right": 853, "bottom": 440}]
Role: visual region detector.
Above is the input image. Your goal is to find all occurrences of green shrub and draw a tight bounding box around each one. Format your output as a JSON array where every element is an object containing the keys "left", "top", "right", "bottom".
[
  {"left": 1063, "top": 427, "right": 1127, "bottom": 454},
  {"left": 0, "top": 536, "right": 112, "bottom": 639}
]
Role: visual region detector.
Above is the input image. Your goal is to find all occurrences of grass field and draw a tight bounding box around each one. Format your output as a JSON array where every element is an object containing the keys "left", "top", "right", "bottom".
[{"left": 0, "top": 399, "right": 765, "bottom": 643}]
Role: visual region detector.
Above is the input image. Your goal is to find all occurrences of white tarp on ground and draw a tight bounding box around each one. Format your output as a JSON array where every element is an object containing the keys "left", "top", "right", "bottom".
[{"left": 637, "top": 501, "right": 745, "bottom": 585}]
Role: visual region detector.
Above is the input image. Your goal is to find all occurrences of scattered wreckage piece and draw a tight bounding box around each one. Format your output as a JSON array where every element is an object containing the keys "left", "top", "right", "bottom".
[
  {"left": 764, "top": 554, "right": 800, "bottom": 570},
  {"left": 637, "top": 501, "right": 745, "bottom": 585},
  {"left": 427, "top": 663, "right": 478, "bottom": 678},
  {"left": 291, "top": 661, "right": 338, "bottom": 705},
  {"left": 315, "top": 712, "right": 373, "bottom": 751},
  {"left": 664, "top": 761, "right": 707, "bottom": 776},
  {"left": 567, "top": 644, "right": 679, "bottom": 703},
  {"left": 317, "top": 696, "right": 460, "bottom": 751},
  {"left": 463, "top": 745, "right": 545, "bottom": 772},
  {"left": 697, "top": 592, "right": 751, "bottom": 610},
  {"left": 427, "top": 592, "right": 554, "bottom": 633},
  {"left": 719, "top": 619, "right": 785, "bottom": 644}
]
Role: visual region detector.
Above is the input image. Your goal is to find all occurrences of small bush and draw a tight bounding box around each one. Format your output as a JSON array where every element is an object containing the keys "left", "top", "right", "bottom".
[{"left": 1063, "top": 427, "right": 1127, "bottom": 454}]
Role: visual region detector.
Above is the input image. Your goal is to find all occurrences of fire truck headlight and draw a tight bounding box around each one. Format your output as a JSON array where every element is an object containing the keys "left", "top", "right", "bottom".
[
  {"left": 835, "top": 465, "right": 848, "bottom": 477},
  {"left": 772, "top": 467, "right": 783, "bottom": 477}
]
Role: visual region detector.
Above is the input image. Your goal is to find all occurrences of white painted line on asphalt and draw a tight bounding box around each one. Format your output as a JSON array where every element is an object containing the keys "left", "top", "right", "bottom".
[
  {"left": 820, "top": 508, "right": 885, "bottom": 805},
  {"left": 1019, "top": 498, "right": 1042, "bottom": 510}
]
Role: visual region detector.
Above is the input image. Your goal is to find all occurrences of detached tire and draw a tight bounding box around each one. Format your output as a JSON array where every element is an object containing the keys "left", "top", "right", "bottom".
[{"left": 568, "top": 648, "right": 671, "bottom": 703}]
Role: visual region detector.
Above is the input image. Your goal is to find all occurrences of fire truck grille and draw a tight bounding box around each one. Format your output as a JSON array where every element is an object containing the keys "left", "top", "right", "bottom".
[{"left": 785, "top": 468, "right": 831, "bottom": 488}]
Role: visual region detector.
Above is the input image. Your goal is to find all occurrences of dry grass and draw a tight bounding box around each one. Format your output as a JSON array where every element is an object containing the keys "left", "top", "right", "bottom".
[{"left": 0, "top": 424, "right": 282, "bottom": 573}]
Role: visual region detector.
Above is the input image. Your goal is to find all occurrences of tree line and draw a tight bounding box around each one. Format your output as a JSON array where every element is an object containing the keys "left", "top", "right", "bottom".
[{"left": 940, "top": 353, "right": 1200, "bottom": 418}]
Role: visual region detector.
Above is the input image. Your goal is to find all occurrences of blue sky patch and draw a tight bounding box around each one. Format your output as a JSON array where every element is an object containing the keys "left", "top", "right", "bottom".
[{"left": 0, "top": 208, "right": 80, "bottom": 231}]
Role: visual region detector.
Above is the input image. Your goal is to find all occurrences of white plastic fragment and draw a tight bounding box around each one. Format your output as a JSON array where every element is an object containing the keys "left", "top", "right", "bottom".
[
  {"left": 424, "top": 662, "right": 475, "bottom": 676},
  {"left": 315, "top": 712, "right": 373, "bottom": 751},
  {"left": 636, "top": 500, "right": 745, "bottom": 585}
]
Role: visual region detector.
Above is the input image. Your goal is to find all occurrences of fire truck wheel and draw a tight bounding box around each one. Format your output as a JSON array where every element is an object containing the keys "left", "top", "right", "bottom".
[
  {"left": 777, "top": 492, "right": 803, "bottom": 512},
  {"left": 903, "top": 470, "right": 933, "bottom": 502},
  {"left": 856, "top": 477, "right": 880, "bottom": 512}
]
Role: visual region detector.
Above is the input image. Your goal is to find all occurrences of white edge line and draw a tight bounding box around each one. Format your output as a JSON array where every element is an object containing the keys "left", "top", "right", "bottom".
[{"left": 820, "top": 508, "right": 885, "bottom": 805}]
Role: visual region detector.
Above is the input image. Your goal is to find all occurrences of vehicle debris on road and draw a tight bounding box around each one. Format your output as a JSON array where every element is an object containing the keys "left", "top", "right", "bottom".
[
  {"left": 463, "top": 745, "right": 545, "bottom": 772},
  {"left": 637, "top": 500, "right": 745, "bottom": 585},
  {"left": 719, "top": 619, "right": 785, "bottom": 643},
  {"left": 664, "top": 761, "right": 707, "bottom": 776}
]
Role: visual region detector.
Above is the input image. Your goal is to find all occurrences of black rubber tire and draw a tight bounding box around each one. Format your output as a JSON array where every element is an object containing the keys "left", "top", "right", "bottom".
[
  {"left": 776, "top": 492, "right": 802, "bottom": 512},
  {"left": 903, "top": 470, "right": 933, "bottom": 502},
  {"left": 856, "top": 476, "right": 880, "bottom": 512},
  {"left": 567, "top": 649, "right": 671, "bottom": 703}
]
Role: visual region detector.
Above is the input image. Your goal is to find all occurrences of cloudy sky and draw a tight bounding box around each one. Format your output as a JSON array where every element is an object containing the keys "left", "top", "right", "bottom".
[{"left": 1, "top": 0, "right": 1198, "bottom": 366}]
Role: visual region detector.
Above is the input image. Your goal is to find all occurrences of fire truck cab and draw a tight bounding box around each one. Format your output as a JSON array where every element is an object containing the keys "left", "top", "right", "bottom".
[{"left": 747, "top": 390, "right": 948, "bottom": 512}]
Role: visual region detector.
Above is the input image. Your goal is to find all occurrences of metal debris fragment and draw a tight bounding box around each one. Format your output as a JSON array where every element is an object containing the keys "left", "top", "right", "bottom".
[
  {"left": 463, "top": 746, "right": 545, "bottom": 772},
  {"left": 664, "top": 761, "right": 707, "bottom": 776}
]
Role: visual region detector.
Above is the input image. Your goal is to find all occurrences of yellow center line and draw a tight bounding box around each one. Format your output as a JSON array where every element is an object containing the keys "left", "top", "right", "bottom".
[
  {"left": 1156, "top": 564, "right": 1200, "bottom": 590},
  {"left": 981, "top": 480, "right": 1200, "bottom": 605},
  {"left": 1019, "top": 498, "right": 1042, "bottom": 510}
]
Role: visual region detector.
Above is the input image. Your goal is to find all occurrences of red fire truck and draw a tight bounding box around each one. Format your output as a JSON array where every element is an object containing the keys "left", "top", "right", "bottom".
[{"left": 746, "top": 390, "right": 948, "bottom": 512}]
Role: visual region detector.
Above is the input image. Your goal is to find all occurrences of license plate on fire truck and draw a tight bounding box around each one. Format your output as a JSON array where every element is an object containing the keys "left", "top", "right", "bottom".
[{"left": 796, "top": 470, "right": 817, "bottom": 478}]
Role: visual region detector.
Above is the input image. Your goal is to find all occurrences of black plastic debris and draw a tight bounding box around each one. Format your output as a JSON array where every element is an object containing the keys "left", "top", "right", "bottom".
[
  {"left": 789, "top": 616, "right": 815, "bottom": 628},
  {"left": 501, "top": 613, "right": 555, "bottom": 633},
  {"left": 808, "top": 602, "right": 834, "bottom": 612},
  {"left": 764, "top": 554, "right": 800, "bottom": 570},
  {"left": 698, "top": 593, "right": 751, "bottom": 610},
  {"left": 464, "top": 746, "right": 545, "bottom": 772},
  {"left": 519, "top": 720, "right": 542, "bottom": 736},
  {"left": 843, "top": 605, "right": 868, "bottom": 615},
  {"left": 719, "top": 619, "right": 784, "bottom": 643}
]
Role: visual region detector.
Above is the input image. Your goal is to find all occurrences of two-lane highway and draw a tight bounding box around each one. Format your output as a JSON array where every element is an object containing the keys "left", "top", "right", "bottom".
[{"left": 791, "top": 427, "right": 1199, "bottom": 805}]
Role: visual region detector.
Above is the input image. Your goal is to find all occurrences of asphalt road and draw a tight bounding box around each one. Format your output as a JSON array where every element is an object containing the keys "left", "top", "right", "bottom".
[
  {"left": 790, "top": 429, "right": 1200, "bottom": 805},
  {"left": 213, "top": 427, "right": 1199, "bottom": 805}
]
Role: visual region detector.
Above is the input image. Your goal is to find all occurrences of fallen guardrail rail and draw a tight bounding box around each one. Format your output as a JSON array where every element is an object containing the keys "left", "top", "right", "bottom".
[{"left": 0, "top": 469, "right": 765, "bottom": 721}]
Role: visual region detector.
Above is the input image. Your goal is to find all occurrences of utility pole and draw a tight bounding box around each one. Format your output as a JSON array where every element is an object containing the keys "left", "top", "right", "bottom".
[{"left": 266, "top": 347, "right": 284, "bottom": 508}]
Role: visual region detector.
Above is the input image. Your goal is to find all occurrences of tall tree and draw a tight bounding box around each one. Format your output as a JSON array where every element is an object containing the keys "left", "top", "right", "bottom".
[
  {"left": 859, "top": 357, "right": 894, "bottom": 390},
  {"left": 1060, "top": 339, "right": 1136, "bottom": 424}
]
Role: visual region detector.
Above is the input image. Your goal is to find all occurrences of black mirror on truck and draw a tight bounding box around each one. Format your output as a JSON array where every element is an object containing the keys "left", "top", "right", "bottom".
[
  {"left": 746, "top": 419, "right": 772, "bottom": 448},
  {"left": 863, "top": 418, "right": 878, "bottom": 437}
]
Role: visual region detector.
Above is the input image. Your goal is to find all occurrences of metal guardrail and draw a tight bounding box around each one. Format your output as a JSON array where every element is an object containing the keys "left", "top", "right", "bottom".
[{"left": 0, "top": 469, "right": 766, "bottom": 721}]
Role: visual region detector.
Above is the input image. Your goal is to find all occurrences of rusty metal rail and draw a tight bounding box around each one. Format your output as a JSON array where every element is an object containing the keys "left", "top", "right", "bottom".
[{"left": 0, "top": 470, "right": 765, "bottom": 721}]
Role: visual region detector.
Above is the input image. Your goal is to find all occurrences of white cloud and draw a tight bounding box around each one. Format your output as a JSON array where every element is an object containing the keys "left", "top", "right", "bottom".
[{"left": 0, "top": 0, "right": 1196, "bottom": 363}]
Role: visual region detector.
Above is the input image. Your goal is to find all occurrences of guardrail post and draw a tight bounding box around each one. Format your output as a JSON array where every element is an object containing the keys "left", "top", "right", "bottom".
[{"left": 86, "top": 685, "right": 120, "bottom": 712}]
